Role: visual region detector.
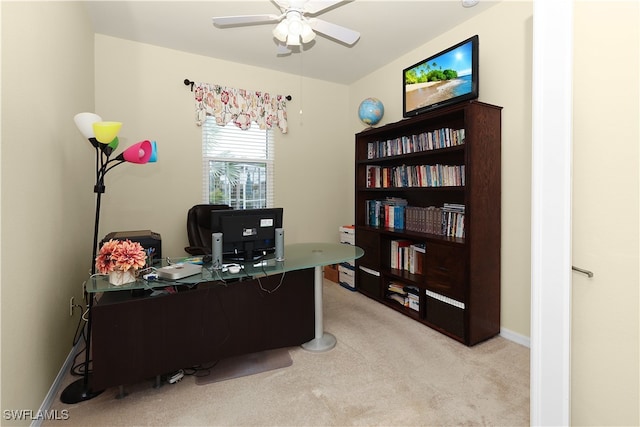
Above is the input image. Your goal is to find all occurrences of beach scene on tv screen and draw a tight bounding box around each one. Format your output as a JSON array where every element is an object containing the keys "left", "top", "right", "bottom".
[{"left": 405, "top": 40, "right": 474, "bottom": 113}]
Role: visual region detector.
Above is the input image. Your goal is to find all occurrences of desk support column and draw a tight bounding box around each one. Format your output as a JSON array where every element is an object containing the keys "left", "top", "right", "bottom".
[{"left": 301, "top": 265, "right": 336, "bottom": 352}]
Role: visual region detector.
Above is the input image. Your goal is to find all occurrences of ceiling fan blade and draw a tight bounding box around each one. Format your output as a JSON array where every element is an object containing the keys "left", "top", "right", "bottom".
[
  {"left": 212, "top": 14, "right": 281, "bottom": 27},
  {"left": 308, "top": 18, "right": 360, "bottom": 45},
  {"left": 272, "top": 0, "right": 291, "bottom": 12},
  {"left": 304, "top": 1, "right": 347, "bottom": 15}
]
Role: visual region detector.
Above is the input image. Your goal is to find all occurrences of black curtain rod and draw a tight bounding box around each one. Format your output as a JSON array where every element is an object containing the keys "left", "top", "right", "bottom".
[
  {"left": 183, "top": 79, "right": 292, "bottom": 101},
  {"left": 184, "top": 79, "right": 195, "bottom": 91}
]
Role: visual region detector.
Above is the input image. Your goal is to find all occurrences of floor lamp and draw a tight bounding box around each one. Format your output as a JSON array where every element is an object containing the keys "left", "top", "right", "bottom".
[{"left": 60, "top": 113, "right": 157, "bottom": 404}]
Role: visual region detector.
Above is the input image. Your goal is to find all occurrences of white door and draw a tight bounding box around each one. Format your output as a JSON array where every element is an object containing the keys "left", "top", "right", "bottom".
[{"left": 571, "top": 2, "right": 639, "bottom": 425}]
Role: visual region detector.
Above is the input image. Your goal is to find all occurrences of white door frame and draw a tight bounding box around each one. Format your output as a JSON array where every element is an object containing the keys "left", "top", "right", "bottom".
[{"left": 531, "top": 0, "right": 573, "bottom": 425}]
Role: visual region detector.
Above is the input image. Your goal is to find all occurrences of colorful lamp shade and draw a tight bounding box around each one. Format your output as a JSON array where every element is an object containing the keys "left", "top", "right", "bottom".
[
  {"left": 100, "top": 136, "right": 120, "bottom": 156},
  {"left": 115, "top": 140, "right": 153, "bottom": 164},
  {"left": 74, "top": 113, "right": 103, "bottom": 147},
  {"left": 93, "top": 121, "right": 123, "bottom": 144},
  {"left": 149, "top": 141, "right": 158, "bottom": 163}
]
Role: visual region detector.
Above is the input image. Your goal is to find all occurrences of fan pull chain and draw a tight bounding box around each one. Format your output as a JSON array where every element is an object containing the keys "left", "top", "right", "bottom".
[{"left": 299, "top": 54, "right": 304, "bottom": 124}]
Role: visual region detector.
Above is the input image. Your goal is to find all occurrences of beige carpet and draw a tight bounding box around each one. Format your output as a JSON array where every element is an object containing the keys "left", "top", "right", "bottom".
[{"left": 44, "top": 280, "right": 530, "bottom": 426}]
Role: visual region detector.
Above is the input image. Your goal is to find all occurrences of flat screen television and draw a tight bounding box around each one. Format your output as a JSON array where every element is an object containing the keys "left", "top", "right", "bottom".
[
  {"left": 210, "top": 207, "right": 283, "bottom": 262},
  {"left": 403, "top": 35, "right": 479, "bottom": 118}
]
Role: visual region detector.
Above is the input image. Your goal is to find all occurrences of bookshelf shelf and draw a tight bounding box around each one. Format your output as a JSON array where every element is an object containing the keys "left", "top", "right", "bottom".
[{"left": 354, "top": 101, "right": 502, "bottom": 346}]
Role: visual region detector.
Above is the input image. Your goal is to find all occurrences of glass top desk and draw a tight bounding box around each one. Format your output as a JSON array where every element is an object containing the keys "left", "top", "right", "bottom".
[{"left": 87, "top": 242, "right": 364, "bottom": 352}]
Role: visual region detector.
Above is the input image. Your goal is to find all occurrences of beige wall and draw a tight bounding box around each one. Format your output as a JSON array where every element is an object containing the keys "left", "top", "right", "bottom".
[
  {"left": 93, "top": 35, "right": 352, "bottom": 256},
  {"left": 1, "top": 1, "right": 96, "bottom": 421},
  {"left": 350, "top": 1, "right": 534, "bottom": 340}
]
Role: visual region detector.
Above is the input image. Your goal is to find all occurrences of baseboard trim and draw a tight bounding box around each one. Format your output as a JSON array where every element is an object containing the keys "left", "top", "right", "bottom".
[
  {"left": 500, "top": 327, "right": 531, "bottom": 348},
  {"left": 31, "top": 341, "right": 80, "bottom": 427}
]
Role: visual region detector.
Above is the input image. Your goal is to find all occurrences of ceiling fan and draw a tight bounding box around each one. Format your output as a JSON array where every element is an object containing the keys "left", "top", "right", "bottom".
[{"left": 211, "top": 0, "right": 360, "bottom": 50}]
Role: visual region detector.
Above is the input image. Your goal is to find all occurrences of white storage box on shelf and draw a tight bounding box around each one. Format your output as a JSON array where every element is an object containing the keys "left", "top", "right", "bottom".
[
  {"left": 339, "top": 225, "right": 355, "bottom": 245},
  {"left": 338, "top": 264, "right": 355, "bottom": 289},
  {"left": 338, "top": 225, "right": 356, "bottom": 291}
]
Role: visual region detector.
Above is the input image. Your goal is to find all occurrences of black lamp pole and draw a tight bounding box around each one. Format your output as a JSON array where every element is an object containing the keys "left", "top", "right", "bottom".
[{"left": 60, "top": 144, "right": 114, "bottom": 404}]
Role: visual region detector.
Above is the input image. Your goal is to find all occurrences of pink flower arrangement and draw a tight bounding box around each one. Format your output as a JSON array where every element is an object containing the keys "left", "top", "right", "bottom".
[{"left": 95, "top": 239, "right": 147, "bottom": 274}]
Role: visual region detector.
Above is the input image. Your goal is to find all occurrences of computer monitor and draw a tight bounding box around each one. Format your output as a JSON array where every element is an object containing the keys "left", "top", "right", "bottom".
[{"left": 210, "top": 208, "right": 283, "bottom": 262}]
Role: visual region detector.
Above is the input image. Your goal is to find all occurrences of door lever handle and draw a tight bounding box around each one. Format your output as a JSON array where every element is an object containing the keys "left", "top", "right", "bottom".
[{"left": 572, "top": 266, "right": 594, "bottom": 278}]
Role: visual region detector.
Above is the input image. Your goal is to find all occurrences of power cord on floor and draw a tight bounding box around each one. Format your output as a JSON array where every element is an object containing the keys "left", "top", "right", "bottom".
[
  {"left": 183, "top": 361, "right": 219, "bottom": 379},
  {"left": 68, "top": 281, "right": 101, "bottom": 378},
  {"left": 69, "top": 300, "right": 91, "bottom": 377}
]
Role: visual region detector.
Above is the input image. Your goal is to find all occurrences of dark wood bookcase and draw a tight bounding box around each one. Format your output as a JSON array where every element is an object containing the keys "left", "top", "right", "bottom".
[{"left": 354, "top": 101, "right": 502, "bottom": 346}]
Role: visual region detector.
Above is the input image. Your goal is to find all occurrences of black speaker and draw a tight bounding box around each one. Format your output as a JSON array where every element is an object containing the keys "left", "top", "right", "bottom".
[
  {"left": 275, "top": 228, "right": 284, "bottom": 261},
  {"left": 212, "top": 232, "right": 223, "bottom": 268}
]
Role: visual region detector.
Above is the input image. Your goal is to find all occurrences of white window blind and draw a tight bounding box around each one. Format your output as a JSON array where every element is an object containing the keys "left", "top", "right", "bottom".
[{"left": 202, "top": 117, "right": 274, "bottom": 209}]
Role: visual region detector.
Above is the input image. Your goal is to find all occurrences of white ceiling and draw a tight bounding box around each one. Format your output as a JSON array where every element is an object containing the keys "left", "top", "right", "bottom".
[{"left": 85, "top": 0, "right": 498, "bottom": 85}]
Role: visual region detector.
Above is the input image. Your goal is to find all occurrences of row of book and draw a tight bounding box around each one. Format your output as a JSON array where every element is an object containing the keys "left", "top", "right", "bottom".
[
  {"left": 386, "top": 282, "right": 420, "bottom": 311},
  {"left": 387, "top": 284, "right": 466, "bottom": 312},
  {"left": 365, "top": 198, "right": 408, "bottom": 229},
  {"left": 366, "top": 164, "right": 465, "bottom": 189},
  {"left": 390, "top": 240, "right": 425, "bottom": 274},
  {"left": 366, "top": 199, "right": 466, "bottom": 238},
  {"left": 367, "top": 127, "right": 466, "bottom": 159},
  {"left": 406, "top": 204, "right": 466, "bottom": 238}
]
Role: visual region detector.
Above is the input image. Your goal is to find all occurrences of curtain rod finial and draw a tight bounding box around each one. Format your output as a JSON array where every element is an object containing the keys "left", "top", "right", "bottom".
[{"left": 184, "top": 79, "right": 194, "bottom": 91}]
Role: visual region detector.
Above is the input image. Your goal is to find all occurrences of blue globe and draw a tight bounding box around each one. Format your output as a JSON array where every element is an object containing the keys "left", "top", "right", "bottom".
[{"left": 358, "top": 98, "right": 384, "bottom": 127}]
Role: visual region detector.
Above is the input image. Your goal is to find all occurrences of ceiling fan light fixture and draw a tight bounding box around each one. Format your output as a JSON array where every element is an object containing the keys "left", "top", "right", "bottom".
[
  {"left": 288, "top": 18, "right": 303, "bottom": 36},
  {"left": 273, "top": 20, "right": 289, "bottom": 42},
  {"left": 274, "top": 11, "right": 315, "bottom": 47},
  {"left": 287, "top": 32, "right": 301, "bottom": 46},
  {"left": 300, "top": 21, "right": 315, "bottom": 43},
  {"left": 217, "top": 1, "right": 358, "bottom": 49}
]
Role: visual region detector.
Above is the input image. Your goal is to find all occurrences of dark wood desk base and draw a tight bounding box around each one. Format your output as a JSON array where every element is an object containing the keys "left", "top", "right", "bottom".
[{"left": 91, "top": 268, "right": 315, "bottom": 390}]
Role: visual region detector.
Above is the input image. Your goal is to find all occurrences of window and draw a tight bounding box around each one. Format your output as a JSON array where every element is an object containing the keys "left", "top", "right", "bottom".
[{"left": 202, "top": 117, "right": 274, "bottom": 209}]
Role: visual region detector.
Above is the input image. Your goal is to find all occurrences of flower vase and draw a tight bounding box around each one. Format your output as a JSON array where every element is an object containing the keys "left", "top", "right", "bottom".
[{"left": 108, "top": 270, "right": 136, "bottom": 286}]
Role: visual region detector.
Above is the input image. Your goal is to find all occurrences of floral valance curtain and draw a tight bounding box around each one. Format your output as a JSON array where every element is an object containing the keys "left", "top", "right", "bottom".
[{"left": 193, "top": 82, "right": 288, "bottom": 134}]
